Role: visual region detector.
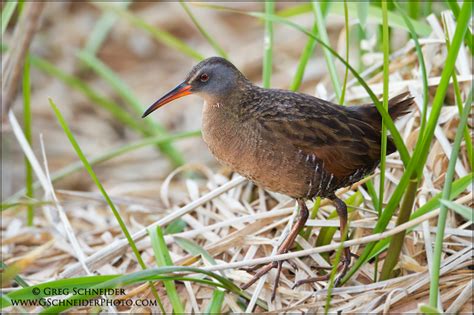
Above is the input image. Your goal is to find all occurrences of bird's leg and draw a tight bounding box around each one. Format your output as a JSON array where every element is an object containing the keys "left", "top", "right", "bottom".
[
  {"left": 331, "top": 195, "right": 351, "bottom": 285},
  {"left": 241, "top": 199, "right": 309, "bottom": 300},
  {"left": 292, "top": 195, "right": 351, "bottom": 288}
]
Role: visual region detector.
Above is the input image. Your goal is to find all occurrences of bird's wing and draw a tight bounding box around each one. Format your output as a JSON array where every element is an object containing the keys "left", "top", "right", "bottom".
[{"left": 258, "top": 98, "right": 383, "bottom": 178}]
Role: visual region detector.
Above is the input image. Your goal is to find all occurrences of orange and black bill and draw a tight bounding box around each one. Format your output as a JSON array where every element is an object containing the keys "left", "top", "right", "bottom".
[{"left": 142, "top": 82, "right": 192, "bottom": 118}]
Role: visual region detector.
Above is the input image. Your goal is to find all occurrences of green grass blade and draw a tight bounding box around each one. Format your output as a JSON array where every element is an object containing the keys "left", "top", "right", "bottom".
[
  {"left": 50, "top": 98, "right": 166, "bottom": 311},
  {"left": 175, "top": 237, "right": 265, "bottom": 310},
  {"left": 2, "top": 274, "right": 222, "bottom": 309},
  {"left": 415, "top": 2, "right": 471, "bottom": 172},
  {"left": 180, "top": 1, "right": 228, "bottom": 58},
  {"left": 342, "top": 2, "right": 472, "bottom": 283},
  {"left": 429, "top": 89, "right": 473, "bottom": 307},
  {"left": 22, "top": 54, "right": 34, "bottom": 226},
  {"left": 0, "top": 261, "right": 29, "bottom": 290},
  {"left": 77, "top": 51, "right": 185, "bottom": 166},
  {"left": 31, "top": 56, "right": 146, "bottom": 134},
  {"left": 148, "top": 226, "right": 185, "bottom": 314},
  {"left": 290, "top": 22, "right": 317, "bottom": 91},
  {"left": 377, "top": 1, "right": 433, "bottom": 279},
  {"left": 312, "top": 1, "right": 341, "bottom": 100},
  {"left": 324, "top": 224, "right": 348, "bottom": 314},
  {"left": 365, "top": 180, "right": 380, "bottom": 214},
  {"left": 289, "top": 1, "right": 330, "bottom": 92},
  {"left": 445, "top": 0, "right": 460, "bottom": 16},
  {"left": 175, "top": 237, "right": 218, "bottom": 266},
  {"left": 94, "top": 2, "right": 204, "bottom": 61},
  {"left": 49, "top": 98, "right": 148, "bottom": 270},
  {"left": 276, "top": 2, "right": 431, "bottom": 36},
  {"left": 357, "top": 1, "right": 369, "bottom": 31},
  {"left": 7, "top": 131, "right": 200, "bottom": 203},
  {"left": 1, "top": 200, "right": 52, "bottom": 212},
  {"left": 379, "top": 178, "right": 417, "bottom": 280},
  {"left": 439, "top": 200, "right": 473, "bottom": 221},
  {"left": 76, "top": 51, "right": 157, "bottom": 120},
  {"left": 393, "top": 1, "right": 429, "bottom": 140},
  {"left": 407, "top": 1, "right": 420, "bottom": 19},
  {"left": 419, "top": 304, "right": 442, "bottom": 315},
  {"left": 36, "top": 266, "right": 243, "bottom": 314},
  {"left": 205, "top": 290, "right": 225, "bottom": 314},
  {"left": 450, "top": 61, "right": 473, "bottom": 166},
  {"left": 83, "top": 1, "right": 131, "bottom": 56},
  {"left": 445, "top": 0, "right": 473, "bottom": 54},
  {"left": 2, "top": 267, "right": 241, "bottom": 311},
  {"left": 378, "top": 1, "right": 389, "bottom": 213},
  {"left": 3, "top": 275, "right": 117, "bottom": 307},
  {"left": 443, "top": 10, "right": 473, "bottom": 166},
  {"left": 163, "top": 219, "right": 187, "bottom": 235},
  {"left": 367, "top": 174, "right": 473, "bottom": 264},
  {"left": 339, "top": 1, "right": 350, "bottom": 104},
  {"left": 263, "top": 1, "right": 275, "bottom": 89},
  {"left": 1, "top": 1, "right": 17, "bottom": 35},
  {"left": 367, "top": 173, "right": 473, "bottom": 261}
]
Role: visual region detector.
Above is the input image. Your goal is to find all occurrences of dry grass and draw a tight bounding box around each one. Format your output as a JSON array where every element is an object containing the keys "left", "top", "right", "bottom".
[{"left": 2, "top": 2, "right": 472, "bottom": 313}]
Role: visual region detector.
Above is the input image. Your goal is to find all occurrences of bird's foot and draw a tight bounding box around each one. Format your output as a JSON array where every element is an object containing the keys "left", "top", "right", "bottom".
[
  {"left": 292, "top": 256, "right": 351, "bottom": 289},
  {"left": 241, "top": 199, "right": 309, "bottom": 301},
  {"left": 241, "top": 259, "right": 298, "bottom": 273},
  {"left": 241, "top": 259, "right": 289, "bottom": 301}
]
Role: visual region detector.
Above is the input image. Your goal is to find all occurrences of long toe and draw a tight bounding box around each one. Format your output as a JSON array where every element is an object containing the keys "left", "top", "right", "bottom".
[
  {"left": 291, "top": 274, "right": 330, "bottom": 289},
  {"left": 241, "top": 261, "right": 277, "bottom": 290},
  {"left": 240, "top": 264, "right": 265, "bottom": 272}
]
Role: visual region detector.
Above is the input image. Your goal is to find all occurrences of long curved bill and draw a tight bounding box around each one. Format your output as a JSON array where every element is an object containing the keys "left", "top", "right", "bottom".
[{"left": 142, "top": 82, "right": 192, "bottom": 118}]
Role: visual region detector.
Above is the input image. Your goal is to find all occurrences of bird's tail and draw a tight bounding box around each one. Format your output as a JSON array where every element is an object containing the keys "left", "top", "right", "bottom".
[
  {"left": 349, "top": 92, "right": 415, "bottom": 155},
  {"left": 386, "top": 92, "right": 415, "bottom": 121},
  {"left": 351, "top": 92, "right": 415, "bottom": 125}
]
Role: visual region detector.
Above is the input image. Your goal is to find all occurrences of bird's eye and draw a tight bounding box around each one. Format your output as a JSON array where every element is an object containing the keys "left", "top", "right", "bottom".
[{"left": 200, "top": 73, "right": 209, "bottom": 82}]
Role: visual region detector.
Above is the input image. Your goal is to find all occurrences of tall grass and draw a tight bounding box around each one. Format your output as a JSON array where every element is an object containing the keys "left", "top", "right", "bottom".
[
  {"left": 343, "top": 0, "right": 472, "bottom": 283},
  {"left": 263, "top": 1, "right": 275, "bottom": 88},
  {"left": 49, "top": 99, "right": 147, "bottom": 268},
  {"left": 149, "top": 226, "right": 184, "bottom": 313},
  {"left": 77, "top": 52, "right": 185, "bottom": 166},
  {"left": 312, "top": 1, "right": 341, "bottom": 100},
  {"left": 94, "top": 2, "right": 204, "bottom": 61},
  {"left": 378, "top": 1, "right": 390, "bottom": 215},
  {"left": 339, "top": 1, "right": 350, "bottom": 105},
  {"left": 379, "top": 0, "right": 432, "bottom": 281},
  {"left": 1, "top": 0, "right": 17, "bottom": 35},
  {"left": 49, "top": 99, "right": 165, "bottom": 312},
  {"left": 22, "top": 54, "right": 33, "bottom": 226},
  {"left": 429, "top": 89, "right": 472, "bottom": 309},
  {"left": 83, "top": 2, "right": 131, "bottom": 56},
  {"left": 180, "top": 0, "right": 228, "bottom": 59}
]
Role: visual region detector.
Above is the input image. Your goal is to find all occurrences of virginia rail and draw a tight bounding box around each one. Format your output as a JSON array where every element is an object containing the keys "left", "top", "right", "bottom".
[{"left": 142, "top": 57, "right": 413, "bottom": 298}]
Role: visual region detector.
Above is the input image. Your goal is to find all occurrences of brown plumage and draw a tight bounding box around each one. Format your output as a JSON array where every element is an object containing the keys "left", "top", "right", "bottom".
[{"left": 143, "top": 57, "right": 414, "bottom": 299}]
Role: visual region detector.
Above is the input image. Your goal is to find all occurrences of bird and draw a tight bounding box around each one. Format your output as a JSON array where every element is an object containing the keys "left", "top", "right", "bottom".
[{"left": 142, "top": 56, "right": 413, "bottom": 299}]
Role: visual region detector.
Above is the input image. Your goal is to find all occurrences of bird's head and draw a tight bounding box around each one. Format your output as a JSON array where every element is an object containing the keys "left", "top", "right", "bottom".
[{"left": 142, "top": 57, "right": 247, "bottom": 118}]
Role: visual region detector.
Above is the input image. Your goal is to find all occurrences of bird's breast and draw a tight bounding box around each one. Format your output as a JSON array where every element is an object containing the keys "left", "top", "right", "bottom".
[
  {"left": 202, "top": 101, "right": 259, "bottom": 176},
  {"left": 201, "top": 101, "right": 317, "bottom": 198}
]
